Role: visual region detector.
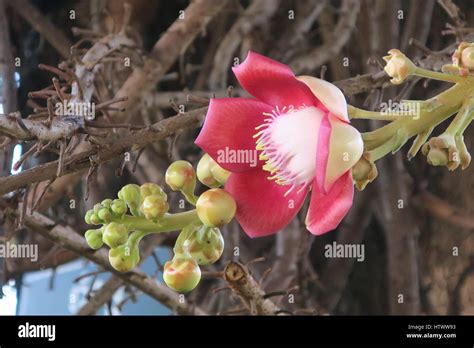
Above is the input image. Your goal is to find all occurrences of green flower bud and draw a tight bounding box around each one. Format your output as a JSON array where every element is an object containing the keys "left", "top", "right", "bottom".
[
  {"left": 183, "top": 226, "right": 224, "bottom": 265},
  {"left": 140, "top": 183, "right": 166, "bottom": 202},
  {"left": 101, "top": 199, "right": 113, "bottom": 208},
  {"left": 85, "top": 210, "right": 94, "bottom": 224},
  {"left": 163, "top": 255, "right": 201, "bottom": 293},
  {"left": 109, "top": 244, "right": 140, "bottom": 272},
  {"left": 197, "top": 154, "right": 221, "bottom": 188},
  {"left": 98, "top": 207, "right": 112, "bottom": 222},
  {"left": 89, "top": 212, "right": 102, "bottom": 225},
  {"left": 102, "top": 222, "right": 129, "bottom": 248},
  {"left": 93, "top": 203, "right": 103, "bottom": 213},
  {"left": 110, "top": 199, "right": 127, "bottom": 216},
  {"left": 118, "top": 184, "right": 141, "bottom": 215},
  {"left": 196, "top": 189, "right": 236, "bottom": 227},
  {"left": 165, "top": 161, "right": 196, "bottom": 193},
  {"left": 140, "top": 194, "right": 169, "bottom": 220},
  {"left": 85, "top": 228, "right": 104, "bottom": 250},
  {"left": 210, "top": 164, "right": 230, "bottom": 185}
]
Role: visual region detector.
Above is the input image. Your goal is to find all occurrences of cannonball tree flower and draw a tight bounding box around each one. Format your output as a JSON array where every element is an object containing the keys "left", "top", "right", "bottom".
[{"left": 195, "top": 52, "right": 363, "bottom": 237}]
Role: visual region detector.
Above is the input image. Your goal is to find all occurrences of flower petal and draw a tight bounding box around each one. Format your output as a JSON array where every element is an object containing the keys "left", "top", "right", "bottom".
[
  {"left": 305, "top": 170, "right": 354, "bottom": 235},
  {"left": 233, "top": 51, "right": 318, "bottom": 108},
  {"left": 225, "top": 169, "right": 308, "bottom": 238},
  {"left": 195, "top": 98, "right": 272, "bottom": 172},
  {"left": 296, "top": 75, "right": 349, "bottom": 122},
  {"left": 324, "top": 114, "right": 363, "bottom": 192}
]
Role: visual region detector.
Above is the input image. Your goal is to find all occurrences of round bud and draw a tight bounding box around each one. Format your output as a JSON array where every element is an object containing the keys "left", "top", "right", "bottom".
[
  {"left": 210, "top": 164, "right": 230, "bottom": 185},
  {"left": 140, "top": 183, "right": 166, "bottom": 202},
  {"left": 110, "top": 199, "right": 127, "bottom": 216},
  {"left": 98, "top": 208, "right": 112, "bottom": 222},
  {"left": 197, "top": 154, "right": 220, "bottom": 188},
  {"left": 140, "top": 194, "right": 169, "bottom": 220},
  {"left": 85, "top": 210, "right": 94, "bottom": 224},
  {"left": 118, "top": 184, "right": 141, "bottom": 214},
  {"left": 426, "top": 147, "right": 449, "bottom": 166},
  {"left": 163, "top": 255, "right": 201, "bottom": 293},
  {"left": 89, "top": 213, "right": 102, "bottom": 225},
  {"left": 102, "top": 222, "right": 128, "bottom": 248},
  {"left": 165, "top": 161, "right": 196, "bottom": 192},
  {"left": 101, "top": 199, "right": 113, "bottom": 209},
  {"left": 109, "top": 244, "right": 140, "bottom": 272},
  {"left": 461, "top": 46, "right": 474, "bottom": 70},
  {"left": 85, "top": 228, "right": 104, "bottom": 250},
  {"left": 183, "top": 227, "right": 224, "bottom": 265},
  {"left": 196, "top": 189, "right": 236, "bottom": 227},
  {"left": 93, "top": 203, "right": 103, "bottom": 213}
]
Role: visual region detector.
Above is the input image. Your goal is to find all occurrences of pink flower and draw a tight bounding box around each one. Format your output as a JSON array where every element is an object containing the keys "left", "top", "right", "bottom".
[{"left": 195, "top": 52, "right": 363, "bottom": 238}]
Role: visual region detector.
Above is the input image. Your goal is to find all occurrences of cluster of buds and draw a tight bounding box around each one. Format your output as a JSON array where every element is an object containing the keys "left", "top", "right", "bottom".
[
  {"left": 84, "top": 182, "right": 170, "bottom": 272},
  {"left": 84, "top": 155, "right": 237, "bottom": 293}
]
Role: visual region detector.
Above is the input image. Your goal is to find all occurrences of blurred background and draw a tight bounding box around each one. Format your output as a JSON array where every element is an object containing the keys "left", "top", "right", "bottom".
[{"left": 0, "top": 0, "right": 473, "bottom": 315}]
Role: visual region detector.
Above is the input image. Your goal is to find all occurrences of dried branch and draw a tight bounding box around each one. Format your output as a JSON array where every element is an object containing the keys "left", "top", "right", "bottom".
[
  {"left": 223, "top": 261, "right": 282, "bottom": 315},
  {"left": 8, "top": 0, "right": 72, "bottom": 59},
  {"left": 112, "top": 0, "right": 230, "bottom": 123},
  {"left": 0, "top": 107, "right": 207, "bottom": 195},
  {"left": 414, "top": 190, "right": 474, "bottom": 230},
  {"left": 23, "top": 211, "right": 207, "bottom": 315},
  {"left": 290, "top": 0, "right": 360, "bottom": 73},
  {"left": 208, "top": 0, "right": 280, "bottom": 89}
]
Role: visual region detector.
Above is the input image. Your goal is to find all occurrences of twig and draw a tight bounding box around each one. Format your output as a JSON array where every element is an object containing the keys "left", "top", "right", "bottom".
[
  {"left": 290, "top": 0, "right": 360, "bottom": 73},
  {"left": 8, "top": 0, "right": 72, "bottom": 59},
  {"left": 0, "top": 107, "right": 207, "bottom": 195}
]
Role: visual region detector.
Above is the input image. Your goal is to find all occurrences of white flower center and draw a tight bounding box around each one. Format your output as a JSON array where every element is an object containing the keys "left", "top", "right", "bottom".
[{"left": 254, "top": 106, "right": 325, "bottom": 195}]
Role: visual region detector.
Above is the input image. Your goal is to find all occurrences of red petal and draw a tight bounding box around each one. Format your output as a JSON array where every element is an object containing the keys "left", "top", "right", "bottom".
[
  {"left": 233, "top": 51, "right": 318, "bottom": 108},
  {"left": 305, "top": 170, "right": 354, "bottom": 235},
  {"left": 225, "top": 169, "right": 308, "bottom": 238},
  {"left": 195, "top": 98, "right": 272, "bottom": 172}
]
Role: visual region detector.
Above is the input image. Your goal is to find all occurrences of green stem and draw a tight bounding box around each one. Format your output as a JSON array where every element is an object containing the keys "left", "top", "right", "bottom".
[
  {"left": 413, "top": 67, "right": 466, "bottom": 84},
  {"left": 348, "top": 105, "right": 401, "bottom": 121},
  {"left": 111, "top": 209, "right": 200, "bottom": 234},
  {"left": 446, "top": 95, "right": 474, "bottom": 135},
  {"left": 362, "top": 82, "right": 472, "bottom": 151}
]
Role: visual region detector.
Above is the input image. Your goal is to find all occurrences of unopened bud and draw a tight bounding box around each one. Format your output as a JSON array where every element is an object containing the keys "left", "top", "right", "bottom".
[
  {"left": 103, "top": 222, "right": 128, "bottom": 248},
  {"left": 383, "top": 49, "right": 416, "bottom": 85},
  {"left": 118, "top": 184, "right": 141, "bottom": 215},
  {"left": 196, "top": 188, "right": 236, "bottom": 227},
  {"left": 98, "top": 207, "right": 112, "bottom": 222},
  {"left": 140, "top": 194, "right": 169, "bottom": 220},
  {"left": 110, "top": 199, "right": 127, "bottom": 216},
  {"left": 352, "top": 154, "right": 378, "bottom": 191},
  {"left": 197, "top": 154, "right": 221, "bottom": 188},
  {"left": 183, "top": 226, "right": 224, "bottom": 265},
  {"left": 163, "top": 255, "right": 201, "bottom": 293},
  {"left": 85, "top": 228, "right": 104, "bottom": 250},
  {"left": 85, "top": 210, "right": 94, "bottom": 224},
  {"left": 140, "top": 183, "right": 166, "bottom": 202},
  {"left": 109, "top": 244, "right": 140, "bottom": 272},
  {"left": 101, "top": 199, "right": 113, "bottom": 209},
  {"left": 165, "top": 161, "right": 196, "bottom": 193}
]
